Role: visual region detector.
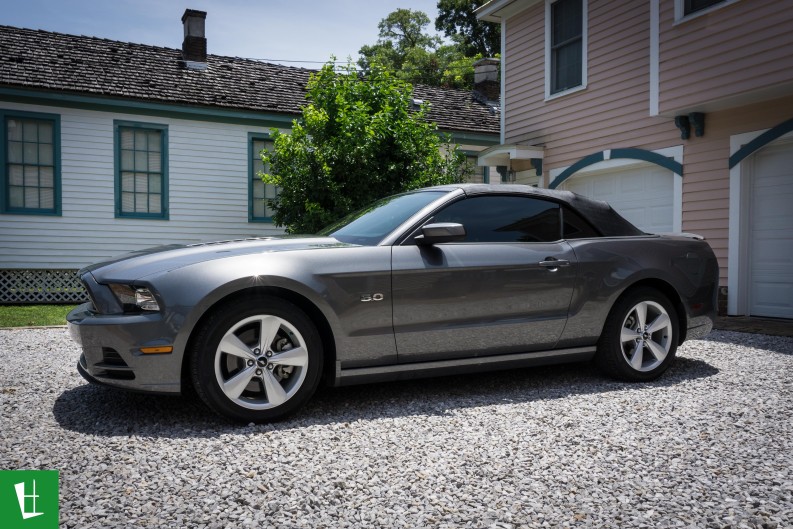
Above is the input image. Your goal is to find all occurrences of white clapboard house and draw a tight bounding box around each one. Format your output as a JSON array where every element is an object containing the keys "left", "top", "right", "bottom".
[{"left": 0, "top": 10, "right": 500, "bottom": 303}]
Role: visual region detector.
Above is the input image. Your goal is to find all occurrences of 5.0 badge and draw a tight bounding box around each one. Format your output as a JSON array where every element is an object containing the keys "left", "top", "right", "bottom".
[{"left": 360, "top": 293, "right": 384, "bottom": 302}]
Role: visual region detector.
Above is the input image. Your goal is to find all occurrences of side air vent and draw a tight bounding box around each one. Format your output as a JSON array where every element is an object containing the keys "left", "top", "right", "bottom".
[{"left": 93, "top": 348, "right": 135, "bottom": 380}]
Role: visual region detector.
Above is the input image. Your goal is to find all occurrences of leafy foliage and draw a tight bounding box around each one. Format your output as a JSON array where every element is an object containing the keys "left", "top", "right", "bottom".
[
  {"left": 436, "top": 0, "right": 501, "bottom": 58},
  {"left": 357, "top": 4, "right": 499, "bottom": 88},
  {"left": 262, "top": 62, "right": 469, "bottom": 234},
  {"left": 358, "top": 9, "right": 444, "bottom": 86},
  {"left": 378, "top": 9, "right": 440, "bottom": 52}
]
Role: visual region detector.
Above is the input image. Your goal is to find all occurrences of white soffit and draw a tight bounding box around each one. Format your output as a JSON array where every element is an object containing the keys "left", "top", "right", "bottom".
[
  {"left": 476, "top": 0, "right": 540, "bottom": 22},
  {"left": 476, "top": 144, "right": 544, "bottom": 166}
]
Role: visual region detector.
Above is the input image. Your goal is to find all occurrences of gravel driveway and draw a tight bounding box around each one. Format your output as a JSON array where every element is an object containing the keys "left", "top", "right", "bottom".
[{"left": 1, "top": 328, "right": 791, "bottom": 528}]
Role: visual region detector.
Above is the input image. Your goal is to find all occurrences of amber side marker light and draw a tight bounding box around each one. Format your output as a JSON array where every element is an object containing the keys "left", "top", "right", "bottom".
[{"left": 140, "top": 346, "right": 173, "bottom": 354}]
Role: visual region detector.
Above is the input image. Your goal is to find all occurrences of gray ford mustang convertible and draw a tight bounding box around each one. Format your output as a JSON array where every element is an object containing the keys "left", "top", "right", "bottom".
[{"left": 67, "top": 184, "right": 718, "bottom": 422}]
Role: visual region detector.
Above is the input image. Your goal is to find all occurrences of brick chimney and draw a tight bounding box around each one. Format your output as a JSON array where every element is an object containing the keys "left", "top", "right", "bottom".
[
  {"left": 181, "top": 9, "right": 207, "bottom": 65},
  {"left": 473, "top": 58, "right": 500, "bottom": 103}
]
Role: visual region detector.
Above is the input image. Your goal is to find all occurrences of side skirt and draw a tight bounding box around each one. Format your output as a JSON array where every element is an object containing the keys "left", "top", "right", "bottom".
[{"left": 333, "top": 346, "right": 597, "bottom": 387}]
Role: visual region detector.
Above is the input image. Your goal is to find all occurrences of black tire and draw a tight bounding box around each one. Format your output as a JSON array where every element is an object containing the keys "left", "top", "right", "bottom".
[
  {"left": 190, "top": 295, "right": 323, "bottom": 422},
  {"left": 596, "top": 287, "right": 679, "bottom": 381}
]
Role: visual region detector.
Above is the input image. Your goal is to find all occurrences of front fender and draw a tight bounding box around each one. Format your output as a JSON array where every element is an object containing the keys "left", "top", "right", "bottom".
[{"left": 140, "top": 245, "right": 395, "bottom": 369}]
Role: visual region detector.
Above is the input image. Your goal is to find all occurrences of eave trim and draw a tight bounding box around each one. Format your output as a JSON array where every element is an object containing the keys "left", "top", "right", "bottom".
[
  {"left": 476, "top": 0, "right": 541, "bottom": 22},
  {"left": 476, "top": 143, "right": 545, "bottom": 166},
  {"left": 0, "top": 86, "right": 297, "bottom": 127}
]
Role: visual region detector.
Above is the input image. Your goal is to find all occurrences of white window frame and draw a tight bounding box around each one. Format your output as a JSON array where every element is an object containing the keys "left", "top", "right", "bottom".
[
  {"left": 545, "top": 0, "right": 588, "bottom": 101},
  {"left": 674, "top": 0, "right": 740, "bottom": 23}
]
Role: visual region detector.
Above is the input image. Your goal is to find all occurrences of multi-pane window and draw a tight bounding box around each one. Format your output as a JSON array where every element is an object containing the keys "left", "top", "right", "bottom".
[
  {"left": 684, "top": 0, "right": 726, "bottom": 15},
  {"left": 115, "top": 122, "right": 167, "bottom": 219},
  {"left": 465, "top": 155, "right": 489, "bottom": 184},
  {"left": 2, "top": 112, "right": 60, "bottom": 215},
  {"left": 550, "top": 0, "right": 584, "bottom": 95},
  {"left": 250, "top": 137, "right": 278, "bottom": 222}
]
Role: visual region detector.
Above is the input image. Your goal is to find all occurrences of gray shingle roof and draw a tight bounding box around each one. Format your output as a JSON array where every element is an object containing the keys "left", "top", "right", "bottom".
[{"left": 0, "top": 25, "right": 498, "bottom": 135}]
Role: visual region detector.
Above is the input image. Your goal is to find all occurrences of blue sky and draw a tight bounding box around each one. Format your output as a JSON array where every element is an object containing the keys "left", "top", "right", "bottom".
[{"left": 3, "top": 0, "right": 444, "bottom": 66}]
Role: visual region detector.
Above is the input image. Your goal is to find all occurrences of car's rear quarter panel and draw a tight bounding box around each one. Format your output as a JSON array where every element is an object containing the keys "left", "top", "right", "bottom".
[{"left": 558, "top": 236, "right": 718, "bottom": 348}]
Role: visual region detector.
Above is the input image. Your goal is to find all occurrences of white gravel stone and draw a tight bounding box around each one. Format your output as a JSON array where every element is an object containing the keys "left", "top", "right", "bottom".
[{"left": 0, "top": 328, "right": 791, "bottom": 528}]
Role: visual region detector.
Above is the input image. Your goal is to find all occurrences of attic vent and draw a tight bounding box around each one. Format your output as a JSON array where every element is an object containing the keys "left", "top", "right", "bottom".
[{"left": 411, "top": 98, "right": 424, "bottom": 110}]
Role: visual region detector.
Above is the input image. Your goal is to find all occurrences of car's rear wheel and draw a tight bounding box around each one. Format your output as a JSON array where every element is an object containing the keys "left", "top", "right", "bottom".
[
  {"left": 190, "top": 296, "right": 323, "bottom": 422},
  {"left": 596, "top": 287, "right": 678, "bottom": 381}
]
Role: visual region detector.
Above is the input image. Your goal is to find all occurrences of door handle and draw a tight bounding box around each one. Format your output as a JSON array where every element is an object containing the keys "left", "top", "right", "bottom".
[{"left": 539, "top": 258, "right": 570, "bottom": 271}]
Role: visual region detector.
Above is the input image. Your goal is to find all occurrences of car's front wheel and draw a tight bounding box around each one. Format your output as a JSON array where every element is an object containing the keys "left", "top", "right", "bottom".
[
  {"left": 596, "top": 287, "right": 679, "bottom": 381},
  {"left": 190, "top": 296, "right": 323, "bottom": 422}
]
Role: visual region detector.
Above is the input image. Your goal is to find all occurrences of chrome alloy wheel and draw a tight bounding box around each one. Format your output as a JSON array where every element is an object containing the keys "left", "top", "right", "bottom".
[
  {"left": 214, "top": 315, "right": 309, "bottom": 410},
  {"left": 619, "top": 300, "right": 673, "bottom": 372}
]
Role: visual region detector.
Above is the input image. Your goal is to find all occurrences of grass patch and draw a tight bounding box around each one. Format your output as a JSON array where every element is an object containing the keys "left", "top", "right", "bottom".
[{"left": 0, "top": 305, "right": 77, "bottom": 327}]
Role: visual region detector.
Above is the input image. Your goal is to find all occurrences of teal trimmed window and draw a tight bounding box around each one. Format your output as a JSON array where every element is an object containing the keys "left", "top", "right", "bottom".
[
  {"left": 1, "top": 110, "right": 61, "bottom": 215},
  {"left": 114, "top": 120, "right": 168, "bottom": 219},
  {"left": 464, "top": 154, "right": 490, "bottom": 184},
  {"left": 249, "top": 135, "right": 278, "bottom": 222}
]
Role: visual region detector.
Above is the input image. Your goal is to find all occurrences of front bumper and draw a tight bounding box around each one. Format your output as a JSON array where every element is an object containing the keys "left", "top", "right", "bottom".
[{"left": 66, "top": 302, "right": 183, "bottom": 394}]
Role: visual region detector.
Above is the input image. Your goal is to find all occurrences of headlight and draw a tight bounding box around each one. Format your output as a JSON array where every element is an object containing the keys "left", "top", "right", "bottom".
[{"left": 109, "top": 284, "right": 161, "bottom": 312}]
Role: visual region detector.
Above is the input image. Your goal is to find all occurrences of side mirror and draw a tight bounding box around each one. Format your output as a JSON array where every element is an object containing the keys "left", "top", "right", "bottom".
[{"left": 415, "top": 223, "right": 466, "bottom": 245}]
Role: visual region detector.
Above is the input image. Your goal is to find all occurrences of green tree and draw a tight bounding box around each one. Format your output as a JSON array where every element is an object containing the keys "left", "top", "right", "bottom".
[
  {"left": 262, "top": 62, "right": 468, "bottom": 234},
  {"left": 358, "top": 9, "right": 442, "bottom": 83},
  {"left": 436, "top": 0, "right": 501, "bottom": 57},
  {"left": 358, "top": 7, "right": 496, "bottom": 89},
  {"left": 379, "top": 8, "right": 439, "bottom": 52}
]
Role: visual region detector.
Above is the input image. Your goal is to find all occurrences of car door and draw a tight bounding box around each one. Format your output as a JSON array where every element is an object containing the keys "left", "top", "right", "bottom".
[{"left": 391, "top": 194, "right": 577, "bottom": 362}]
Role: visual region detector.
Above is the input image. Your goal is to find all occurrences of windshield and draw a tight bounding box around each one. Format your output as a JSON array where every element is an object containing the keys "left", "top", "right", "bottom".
[{"left": 320, "top": 190, "right": 447, "bottom": 245}]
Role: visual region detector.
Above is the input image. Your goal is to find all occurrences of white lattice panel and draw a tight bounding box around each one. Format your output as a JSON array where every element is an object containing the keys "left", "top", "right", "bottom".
[{"left": 0, "top": 269, "right": 87, "bottom": 304}]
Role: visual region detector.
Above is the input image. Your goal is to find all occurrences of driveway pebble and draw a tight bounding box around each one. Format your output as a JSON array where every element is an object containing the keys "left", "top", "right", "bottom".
[{"left": 1, "top": 328, "right": 791, "bottom": 528}]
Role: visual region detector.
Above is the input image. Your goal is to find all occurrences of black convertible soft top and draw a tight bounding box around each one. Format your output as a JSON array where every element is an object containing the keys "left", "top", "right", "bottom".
[{"left": 429, "top": 184, "right": 645, "bottom": 237}]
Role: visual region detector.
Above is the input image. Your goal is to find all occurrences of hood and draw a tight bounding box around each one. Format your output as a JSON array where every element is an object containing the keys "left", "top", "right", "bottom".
[{"left": 82, "top": 236, "right": 356, "bottom": 283}]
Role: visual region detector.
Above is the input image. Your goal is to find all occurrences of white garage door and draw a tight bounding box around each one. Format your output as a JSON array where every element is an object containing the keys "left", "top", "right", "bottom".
[
  {"left": 748, "top": 142, "right": 793, "bottom": 319},
  {"left": 560, "top": 165, "right": 674, "bottom": 234}
]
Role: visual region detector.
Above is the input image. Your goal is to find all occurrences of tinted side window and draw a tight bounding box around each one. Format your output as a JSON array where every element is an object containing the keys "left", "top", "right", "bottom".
[
  {"left": 432, "top": 196, "right": 560, "bottom": 243},
  {"left": 562, "top": 206, "right": 600, "bottom": 239}
]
